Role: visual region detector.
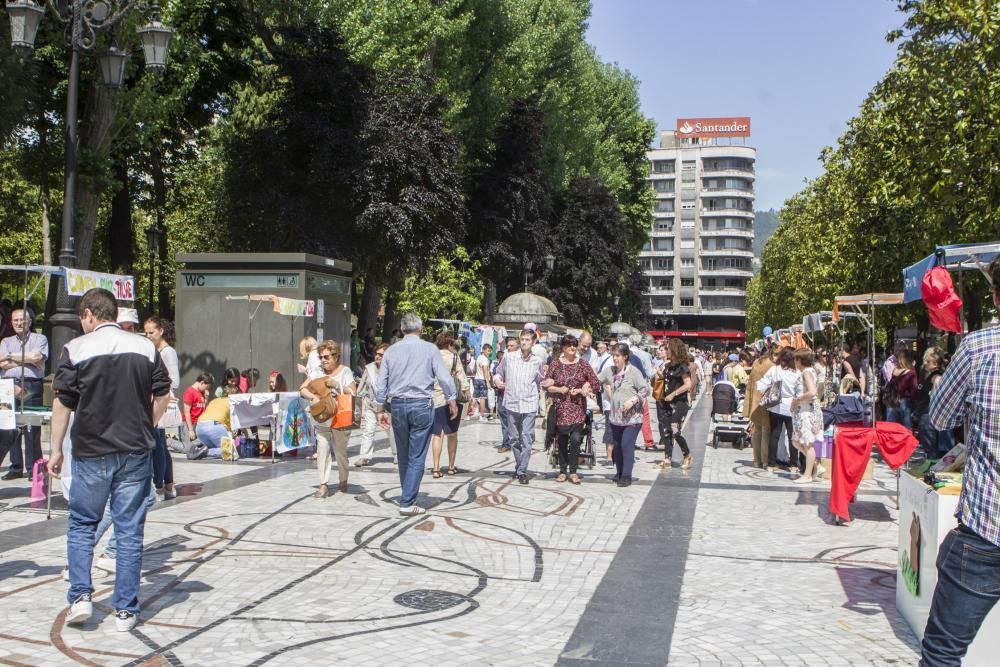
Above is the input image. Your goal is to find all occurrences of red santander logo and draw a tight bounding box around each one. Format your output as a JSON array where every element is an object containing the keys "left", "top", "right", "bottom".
[{"left": 676, "top": 117, "right": 751, "bottom": 139}]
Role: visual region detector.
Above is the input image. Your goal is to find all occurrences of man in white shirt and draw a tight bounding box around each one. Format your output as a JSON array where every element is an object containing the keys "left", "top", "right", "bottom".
[
  {"left": 578, "top": 331, "right": 596, "bottom": 365},
  {"left": 493, "top": 332, "right": 544, "bottom": 484}
]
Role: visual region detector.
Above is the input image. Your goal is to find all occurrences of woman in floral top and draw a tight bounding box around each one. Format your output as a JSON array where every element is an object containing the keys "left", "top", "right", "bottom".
[
  {"left": 542, "top": 334, "right": 600, "bottom": 484},
  {"left": 599, "top": 343, "right": 651, "bottom": 486}
]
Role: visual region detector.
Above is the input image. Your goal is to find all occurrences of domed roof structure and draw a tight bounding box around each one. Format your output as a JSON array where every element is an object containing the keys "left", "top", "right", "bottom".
[
  {"left": 606, "top": 321, "right": 640, "bottom": 336},
  {"left": 493, "top": 291, "right": 563, "bottom": 331}
]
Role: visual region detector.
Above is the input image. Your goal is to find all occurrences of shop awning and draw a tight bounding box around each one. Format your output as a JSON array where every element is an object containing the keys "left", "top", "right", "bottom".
[{"left": 901, "top": 242, "right": 1000, "bottom": 303}]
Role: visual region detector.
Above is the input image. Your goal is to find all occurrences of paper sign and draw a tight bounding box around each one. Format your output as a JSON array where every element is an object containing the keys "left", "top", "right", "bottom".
[
  {"left": 65, "top": 268, "right": 135, "bottom": 301},
  {"left": 0, "top": 380, "right": 14, "bottom": 430},
  {"left": 273, "top": 297, "right": 315, "bottom": 317}
]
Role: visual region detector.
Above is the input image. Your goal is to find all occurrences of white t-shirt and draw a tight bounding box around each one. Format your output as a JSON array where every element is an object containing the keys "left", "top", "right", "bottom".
[{"left": 476, "top": 354, "right": 490, "bottom": 381}]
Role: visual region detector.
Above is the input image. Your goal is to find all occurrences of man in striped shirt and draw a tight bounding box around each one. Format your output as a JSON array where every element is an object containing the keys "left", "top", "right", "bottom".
[
  {"left": 493, "top": 331, "right": 544, "bottom": 485},
  {"left": 921, "top": 257, "right": 1000, "bottom": 665}
]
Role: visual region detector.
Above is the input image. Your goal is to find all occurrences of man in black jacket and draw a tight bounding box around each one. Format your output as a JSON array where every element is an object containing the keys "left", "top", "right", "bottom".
[{"left": 48, "top": 288, "right": 172, "bottom": 632}]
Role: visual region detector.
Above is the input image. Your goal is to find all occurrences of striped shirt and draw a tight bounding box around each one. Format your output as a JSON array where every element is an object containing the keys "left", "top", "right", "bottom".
[
  {"left": 493, "top": 351, "right": 544, "bottom": 414},
  {"left": 930, "top": 325, "right": 1000, "bottom": 546}
]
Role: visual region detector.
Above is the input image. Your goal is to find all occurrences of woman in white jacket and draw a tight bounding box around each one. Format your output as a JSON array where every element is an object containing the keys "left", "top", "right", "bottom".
[{"left": 756, "top": 347, "right": 801, "bottom": 472}]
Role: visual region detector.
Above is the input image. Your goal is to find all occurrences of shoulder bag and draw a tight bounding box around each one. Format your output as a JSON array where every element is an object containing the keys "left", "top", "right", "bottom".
[
  {"left": 451, "top": 353, "right": 472, "bottom": 404},
  {"left": 307, "top": 376, "right": 337, "bottom": 423},
  {"left": 331, "top": 369, "right": 361, "bottom": 430},
  {"left": 759, "top": 369, "right": 783, "bottom": 410}
]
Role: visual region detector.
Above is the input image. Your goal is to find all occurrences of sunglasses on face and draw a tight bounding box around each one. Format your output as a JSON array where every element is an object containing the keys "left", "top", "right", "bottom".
[
  {"left": 375, "top": 353, "right": 384, "bottom": 359},
  {"left": 319, "top": 354, "right": 334, "bottom": 360}
]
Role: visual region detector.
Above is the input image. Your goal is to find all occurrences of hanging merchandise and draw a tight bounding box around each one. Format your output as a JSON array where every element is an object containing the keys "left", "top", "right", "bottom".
[{"left": 921, "top": 266, "right": 963, "bottom": 333}]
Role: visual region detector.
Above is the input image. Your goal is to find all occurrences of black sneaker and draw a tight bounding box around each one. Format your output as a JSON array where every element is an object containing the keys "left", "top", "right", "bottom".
[
  {"left": 616, "top": 477, "right": 632, "bottom": 488},
  {"left": 518, "top": 474, "right": 529, "bottom": 485}
]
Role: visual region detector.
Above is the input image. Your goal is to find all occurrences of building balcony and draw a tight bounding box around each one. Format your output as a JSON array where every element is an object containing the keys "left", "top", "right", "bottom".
[
  {"left": 649, "top": 228, "right": 675, "bottom": 238},
  {"left": 643, "top": 268, "right": 675, "bottom": 277},
  {"left": 700, "top": 248, "right": 754, "bottom": 257},
  {"left": 700, "top": 306, "right": 747, "bottom": 314},
  {"left": 699, "top": 284, "right": 747, "bottom": 292},
  {"left": 699, "top": 228, "right": 754, "bottom": 238},
  {"left": 699, "top": 268, "right": 754, "bottom": 278},
  {"left": 643, "top": 288, "right": 675, "bottom": 296},
  {"left": 700, "top": 208, "right": 754, "bottom": 218},
  {"left": 700, "top": 188, "right": 755, "bottom": 198},
  {"left": 700, "top": 167, "right": 755, "bottom": 179}
]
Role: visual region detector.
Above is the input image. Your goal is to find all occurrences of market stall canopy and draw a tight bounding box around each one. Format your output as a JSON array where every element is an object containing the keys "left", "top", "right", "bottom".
[
  {"left": 832, "top": 293, "right": 903, "bottom": 323},
  {"left": 802, "top": 311, "right": 833, "bottom": 333},
  {"left": 902, "top": 242, "right": 1000, "bottom": 303}
]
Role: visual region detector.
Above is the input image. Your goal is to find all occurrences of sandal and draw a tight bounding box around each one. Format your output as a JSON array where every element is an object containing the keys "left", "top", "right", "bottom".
[
  {"left": 314, "top": 483, "right": 329, "bottom": 498},
  {"left": 569, "top": 474, "right": 581, "bottom": 485},
  {"left": 433, "top": 469, "right": 443, "bottom": 478},
  {"left": 556, "top": 474, "right": 567, "bottom": 483},
  {"left": 447, "top": 467, "right": 457, "bottom": 476},
  {"left": 354, "top": 459, "right": 373, "bottom": 467}
]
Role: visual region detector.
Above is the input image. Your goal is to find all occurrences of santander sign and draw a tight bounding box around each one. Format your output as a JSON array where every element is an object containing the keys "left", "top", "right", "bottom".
[{"left": 676, "top": 117, "right": 751, "bottom": 139}]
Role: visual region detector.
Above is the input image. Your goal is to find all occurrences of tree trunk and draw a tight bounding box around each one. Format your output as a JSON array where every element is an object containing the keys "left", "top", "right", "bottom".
[
  {"left": 74, "top": 80, "right": 117, "bottom": 269},
  {"left": 483, "top": 280, "right": 497, "bottom": 324},
  {"left": 151, "top": 147, "right": 170, "bottom": 316},
  {"left": 382, "top": 292, "right": 400, "bottom": 338},
  {"left": 108, "top": 155, "right": 134, "bottom": 275},
  {"left": 359, "top": 277, "right": 382, "bottom": 338}
]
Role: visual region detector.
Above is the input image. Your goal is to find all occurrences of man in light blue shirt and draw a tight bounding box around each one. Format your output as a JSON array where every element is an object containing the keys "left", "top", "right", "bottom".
[{"left": 375, "top": 313, "right": 457, "bottom": 516}]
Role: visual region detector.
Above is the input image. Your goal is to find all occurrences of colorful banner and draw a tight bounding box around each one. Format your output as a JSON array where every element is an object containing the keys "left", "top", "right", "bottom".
[
  {"left": 273, "top": 296, "right": 315, "bottom": 317},
  {"left": 65, "top": 268, "right": 135, "bottom": 301}
]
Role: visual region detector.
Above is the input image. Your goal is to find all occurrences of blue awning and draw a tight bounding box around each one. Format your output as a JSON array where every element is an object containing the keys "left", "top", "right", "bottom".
[{"left": 901, "top": 242, "right": 1000, "bottom": 303}]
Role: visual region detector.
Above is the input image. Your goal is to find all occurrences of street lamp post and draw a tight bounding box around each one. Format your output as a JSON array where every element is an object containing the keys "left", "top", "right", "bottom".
[
  {"left": 5, "top": 0, "right": 174, "bottom": 366},
  {"left": 522, "top": 252, "right": 556, "bottom": 292}
]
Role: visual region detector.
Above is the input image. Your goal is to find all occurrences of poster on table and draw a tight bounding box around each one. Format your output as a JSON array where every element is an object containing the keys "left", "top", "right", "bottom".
[
  {"left": 229, "top": 392, "right": 280, "bottom": 429},
  {"left": 64, "top": 268, "right": 135, "bottom": 301},
  {"left": 275, "top": 394, "right": 316, "bottom": 452},
  {"left": 0, "top": 379, "right": 14, "bottom": 430}
]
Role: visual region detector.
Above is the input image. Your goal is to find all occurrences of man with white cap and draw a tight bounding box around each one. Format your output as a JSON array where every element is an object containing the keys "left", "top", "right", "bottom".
[{"left": 116, "top": 308, "right": 140, "bottom": 333}]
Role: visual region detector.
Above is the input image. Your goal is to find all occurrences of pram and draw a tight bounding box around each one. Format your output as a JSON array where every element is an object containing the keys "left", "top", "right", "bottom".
[
  {"left": 547, "top": 408, "right": 596, "bottom": 470},
  {"left": 711, "top": 381, "right": 750, "bottom": 450}
]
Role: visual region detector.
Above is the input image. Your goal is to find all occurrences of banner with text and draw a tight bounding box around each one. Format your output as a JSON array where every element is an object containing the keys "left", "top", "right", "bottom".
[
  {"left": 273, "top": 297, "right": 315, "bottom": 317},
  {"left": 65, "top": 269, "right": 136, "bottom": 301}
]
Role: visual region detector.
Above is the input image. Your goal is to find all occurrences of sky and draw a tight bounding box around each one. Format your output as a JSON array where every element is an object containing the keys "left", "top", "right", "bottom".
[{"left": 585, "top": 0, "right": 905, "bottom": 211}]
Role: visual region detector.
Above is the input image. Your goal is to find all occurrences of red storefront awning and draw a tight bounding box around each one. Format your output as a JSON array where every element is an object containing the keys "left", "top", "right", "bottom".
[{"left": 645, "top": 330, "right": 746, "bottom": 339}]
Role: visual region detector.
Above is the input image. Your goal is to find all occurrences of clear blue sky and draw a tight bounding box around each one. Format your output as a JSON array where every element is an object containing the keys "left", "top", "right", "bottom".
[{"left": 585, "top": 0, "right": 905, "bottom": 211}]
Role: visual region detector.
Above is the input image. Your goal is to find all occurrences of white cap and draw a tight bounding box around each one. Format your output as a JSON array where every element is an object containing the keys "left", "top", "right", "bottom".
[{"left": 117, "top": 307, "right": 140, "bottom": 325}]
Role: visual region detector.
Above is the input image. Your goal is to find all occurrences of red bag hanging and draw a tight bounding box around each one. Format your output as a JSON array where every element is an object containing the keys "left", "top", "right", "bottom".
[{"left": 921, "top": 266, "right": 963, "bottom": 333}]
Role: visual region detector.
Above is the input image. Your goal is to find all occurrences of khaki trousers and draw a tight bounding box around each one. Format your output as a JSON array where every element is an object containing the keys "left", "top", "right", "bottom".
[
  {"left": 316, "top": 425, "right": 350, "bottom": 485},
  {"left": 751, "top": 409, "right": 771, "bottom": 468}
]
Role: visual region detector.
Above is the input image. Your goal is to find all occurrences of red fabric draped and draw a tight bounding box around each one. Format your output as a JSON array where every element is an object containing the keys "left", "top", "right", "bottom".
[{"left": 830, "top": 421, "right": 918, "bottom": 521}]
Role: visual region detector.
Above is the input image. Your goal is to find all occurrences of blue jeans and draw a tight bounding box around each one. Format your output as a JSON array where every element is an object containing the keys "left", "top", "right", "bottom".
[
  {"left": 886, "top": 398, "right": 913, "bottom": 430},
  {"left": 921, "top": 525, "right": 1000, "bottom": 665},
  {"left": 93, "top": 483, "right": 156, "bottom": 559},
  {"left": 67, "top": 451, "right": 153, "bottom": 613},
  {"left": 196, "top": 421, "right": 229, "bottom": 458},
  {"left": 390, "top": 398, "right": 435, "bottom": 507},
  {"left": 504, "top": 411, "right": 536, "bottom": 475},
  {"left": 152, "top": 427, "right": 173, "bottom": 490}
]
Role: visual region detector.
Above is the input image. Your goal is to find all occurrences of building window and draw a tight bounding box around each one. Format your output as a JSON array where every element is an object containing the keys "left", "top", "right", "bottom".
[
  {"left": 654, "top": 179, "right": 675, "bottom": 193},
  {"left": 654, "top": 258, "right": 673, "bottom": 269},
  {"left": 680, "top": 220, "right": 695, "bottom": 229},
  {"left": 654, "top": 201, "right": 675, "bottom": 213},
  {"left": 681, "top": 257, "right": 695, "bottom": 267},
  {"left": 680, "top": 239, "right": 695, "bottom": 249},
  {"left": 655, "top": 221, "right": 673, "bottom": 232},
  {"left": 680, "top": 298, "right": 694, "bottom": 307},
  {"left": 652, "top": 160, "right": 675, "bottom": 174},
  {"left": 657, "top": 278, "right": 673, "bottom": 288},
  {"left": 680, "top": 278, "right": 694, "bottom": 287}
]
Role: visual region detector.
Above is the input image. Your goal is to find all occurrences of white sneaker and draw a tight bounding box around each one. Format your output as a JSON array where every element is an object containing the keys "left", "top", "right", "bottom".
[
  {"left": 61, "top": 566, "right": 69, "bottom": 582},
  {"left": 815, "top": 464, "right": 827, "bottom": 477},
  {"left": 66, "top": 593, "right": 92, "bottom": 626},
  {"left": 114, "top": 609, "right": 137, "bottom": 632},
  {"left": 479, "top": 416, "right": 488, "bottom": 422},
  {"left": 95, "top": 555, "right": 116, "bottom": 574},
  {"left": 398, "top": 505, "right": 426, "bottom": 517}
]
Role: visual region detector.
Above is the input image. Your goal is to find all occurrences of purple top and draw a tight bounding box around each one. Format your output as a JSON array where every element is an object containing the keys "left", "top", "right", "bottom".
[{"left": 0, "top": 332, "right": 48, "bottom": 380}]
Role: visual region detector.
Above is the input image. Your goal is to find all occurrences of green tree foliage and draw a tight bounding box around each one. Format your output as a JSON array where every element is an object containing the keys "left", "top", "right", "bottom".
[
  {"left": 397, "top": 247, "right": 484, "bottom": 322},
  {"left": 749, "top": 0, "right": 1000, "bottom": 335},
  {"left": 533, "top": 176, "right": 642, "bottom": 328}
]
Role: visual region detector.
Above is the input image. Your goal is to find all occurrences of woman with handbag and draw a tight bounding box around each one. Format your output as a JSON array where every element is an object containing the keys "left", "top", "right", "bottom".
[
  {"left": 144, "top": 316, "right": 180, "bottom": 500},
  {"left": 599, "top": 343, "right": 651, "bottom": 486},
  {"left": 756, "top": 346, "right": 801, "bottom": 472},
  {"left": 299, "top": 340, "right": 356, "bottom": 498},
  {"left": 660, "top": 338, "right": 694, "bottom": 470},
  {"left": 429, "top": 332, "right": 469, "bottom": 477},
  {"left": 542, "top": 334, "right": 600, "bottom": 484}
]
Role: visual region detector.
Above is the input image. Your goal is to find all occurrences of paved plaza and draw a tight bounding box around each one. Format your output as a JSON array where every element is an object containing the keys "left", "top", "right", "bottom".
[{"left": 0, "top": 398, "right": 921, "bottom": 666}]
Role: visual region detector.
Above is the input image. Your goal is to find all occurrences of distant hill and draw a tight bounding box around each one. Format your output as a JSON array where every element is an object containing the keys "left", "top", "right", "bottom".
[{"left": 753, "top": 209, "right": 780, "bottom": 257}]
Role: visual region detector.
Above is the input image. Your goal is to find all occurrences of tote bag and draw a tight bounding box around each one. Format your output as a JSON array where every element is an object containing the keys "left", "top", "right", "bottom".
[{"left": 759, "top": 369, "right": 783, "bottom": 410}]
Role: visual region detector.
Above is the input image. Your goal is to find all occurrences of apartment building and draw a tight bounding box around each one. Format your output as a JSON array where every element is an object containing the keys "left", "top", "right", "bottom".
[{"left": 640, "top": 117, "right": 756, "bottom": 347}]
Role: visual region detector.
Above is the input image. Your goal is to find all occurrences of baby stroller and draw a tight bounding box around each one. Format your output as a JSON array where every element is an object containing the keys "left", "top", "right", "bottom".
[
  {"left": 711, "top": 381, "right": 750, "bottom": 450},
  {"left": 547, "top": 409, "right": 596, "bottom": 470}
]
